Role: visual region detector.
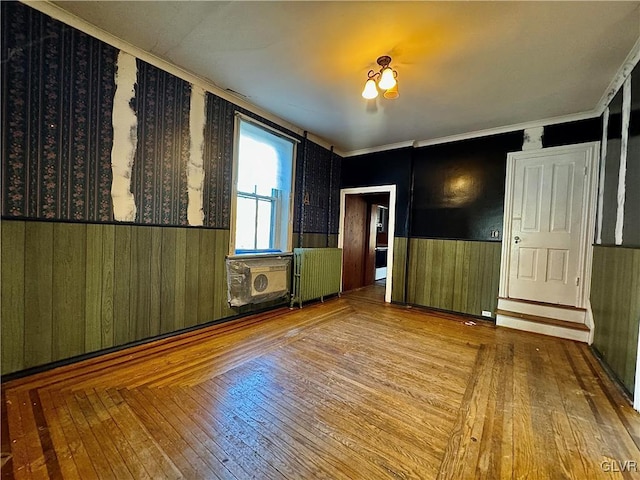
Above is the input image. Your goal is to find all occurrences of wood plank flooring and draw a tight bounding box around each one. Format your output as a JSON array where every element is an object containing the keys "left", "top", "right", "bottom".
[{"left": 2, "top": 288, "right": 640, "bottom": 479}]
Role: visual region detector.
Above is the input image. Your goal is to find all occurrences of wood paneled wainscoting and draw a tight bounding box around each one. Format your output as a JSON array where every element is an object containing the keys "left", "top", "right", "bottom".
[
  {"left": 292, "top": 233, "right": 338, "bottom": 249},
  {"left": 591, "top": 245, "right": 640, "bottom": 395},
  {"left": 1, "top": 219, "right": 234, "bottom": 375},
  {"left": 407, "top": 239, "right": 502, "bottom": 318},
  {"left": 391, "top": 236, "right": 408, "bottom": 303},
  {"left": 2, "top": 292, "right": 640, "bottom": 479}
]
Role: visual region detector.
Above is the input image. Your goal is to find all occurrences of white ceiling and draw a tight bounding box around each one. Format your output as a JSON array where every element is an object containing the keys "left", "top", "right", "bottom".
[{"left": 52, "top": 1, "right": 640, "bottom": 155}]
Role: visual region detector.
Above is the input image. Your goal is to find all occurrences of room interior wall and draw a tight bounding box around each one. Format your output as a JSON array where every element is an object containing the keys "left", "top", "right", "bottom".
[
  {"left": 407, "top": 132, "right": 521, "bottom": 317},
  {"left": 1, "top": 221, "right": 233, "bottom": 374},
  {"left": 341, "top": 147, "right": 413, "bottom": 236},
  {"left": 342, "top": 121, "right": 604, "bottom": 317},
  {"left": 0, "top": 2, "right": 341, "bottom": 376},
  {"left": 542, "top": 117, "right": 603, "bottom": 149},
  {"left": 340, "top": 147, "right": 412, "bottom": 302},
  {"left": 406, "top": 239, "right": 502, "bottom": 317},
  {"left": 411, "top": 132, "right": 523, "bottom": 242},
  {"left": 600, "top": 92, "right": 624, "bottom": 246},
  {"left": 3, "top": 1, "right": 638, "bottom": 384},
  {"left": 591, "top": 63, "right": 640, "bottom": 396}
]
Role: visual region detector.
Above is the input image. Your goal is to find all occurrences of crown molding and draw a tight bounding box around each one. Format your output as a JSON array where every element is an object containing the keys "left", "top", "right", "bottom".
[
  {"left": 414, "top": 110, "right": 601, "bottom": 148},
  {"left": 341, "top": 110, "right": 600, "bottom": 157},
  {"left": 338, "top": 34, "right": 640, "bottom": 157},
  {"left": 19, "top": 1, "right": 637, "bottom": 160},
  {"left": 595, "top": 35, "right": 640, "bottom": 115},
  {"left": 342, "top": 140, "right": 416, "bottom": 158},
  {"left": 22, "top": 0, "right": 339, "bottom": 154}
]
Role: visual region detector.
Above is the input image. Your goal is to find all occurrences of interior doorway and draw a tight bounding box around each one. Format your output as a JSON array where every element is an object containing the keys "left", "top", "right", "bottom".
[
  {"left": 339, "top": 185, "right": 396, "bottom": 303},
  {"left": 496, "top": 142, "right": 599, "bottom": 344},
  {"left": 499, "top": 142, "right": 599, "bottom": 308}
]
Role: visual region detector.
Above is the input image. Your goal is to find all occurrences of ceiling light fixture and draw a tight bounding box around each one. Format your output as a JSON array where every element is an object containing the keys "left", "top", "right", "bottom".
[{"left": 362, "top": 55, "right": 398, "bottom": 100}]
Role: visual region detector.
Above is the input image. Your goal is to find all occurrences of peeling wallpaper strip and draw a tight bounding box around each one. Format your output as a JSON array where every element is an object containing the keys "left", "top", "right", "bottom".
[
  {"left": 3, "top": 2, "right": 340, "bottom": 234},
  {"left": 615, "top": 77, "right": 631, "bottom": 245},
  {"left": 187, "top": 86, "right": 207, "bottom": 226},
  {"left": 597, "top": 107, "right": 609, "bottom": 245},
  {"left": 110, "top": 51, "right": 138, "bottom": 222},
  {"left": 522, "top": 127, "right": 544, "bottom": 150}
]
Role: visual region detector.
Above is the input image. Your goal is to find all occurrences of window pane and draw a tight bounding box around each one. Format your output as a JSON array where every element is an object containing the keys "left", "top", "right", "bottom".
[
  {"left": 235, "top": 197, "right": 256, "bottom": 250},
  {"left": 237, "top": 135, "right": 278, "bottom": 196},
  {"left": 256, "top": 200, "right": 272, "bottom": 249},
  {"left": 233, "top": 119, "right": 295, "bottom": 254}
]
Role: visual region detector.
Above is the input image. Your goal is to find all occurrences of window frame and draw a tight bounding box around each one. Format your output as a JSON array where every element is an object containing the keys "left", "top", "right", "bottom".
[
  {"left": 229, "top": 113, "right": 298, "bottom": 255},
  {"left": 236, "top": 186, "right": 278, "bottom": 250}
]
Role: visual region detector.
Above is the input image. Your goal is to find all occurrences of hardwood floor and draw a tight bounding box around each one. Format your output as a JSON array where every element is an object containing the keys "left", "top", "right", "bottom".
[{"left": 2, "top": 289, "right": 640, "bottom": 479}]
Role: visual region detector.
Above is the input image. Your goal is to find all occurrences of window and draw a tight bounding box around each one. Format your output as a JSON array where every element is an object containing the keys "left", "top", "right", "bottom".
[{"left": 231, "top": 115, "right": 297, "bottom": 254}]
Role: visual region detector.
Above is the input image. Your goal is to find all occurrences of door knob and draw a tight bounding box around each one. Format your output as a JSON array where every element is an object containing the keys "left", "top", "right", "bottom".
[{"left": 514, "top": 236, "right": 521, "bottom": 244}]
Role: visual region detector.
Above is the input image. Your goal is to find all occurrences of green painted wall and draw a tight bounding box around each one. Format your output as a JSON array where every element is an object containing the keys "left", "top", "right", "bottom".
[
  {"left": 406, "top": 239, "right": 501, "bottom": 317},
  {"left": 1, "top": 219, "right": 234, "bottom": 375},
  {"left": 591, "top": 246, "right": 640, "bottom": 394}
]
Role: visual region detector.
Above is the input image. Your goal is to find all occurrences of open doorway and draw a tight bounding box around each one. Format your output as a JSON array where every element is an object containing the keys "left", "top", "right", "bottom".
[{"left": 338, "top": 185, "right": 396, "bottom": 303}]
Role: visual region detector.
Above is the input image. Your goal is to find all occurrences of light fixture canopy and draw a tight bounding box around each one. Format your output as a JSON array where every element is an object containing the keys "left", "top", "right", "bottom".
[{"left": 361, "top": 55, "right": 399, "bottom": 100}]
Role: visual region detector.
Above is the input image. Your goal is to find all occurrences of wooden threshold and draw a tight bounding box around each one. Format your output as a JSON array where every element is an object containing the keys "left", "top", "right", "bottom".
[
  {"left": 496, "top": 308, "right": 590, "bottom": 331},
  {"left": 499, "top": 296, "right": 587, "bottom": 312}
]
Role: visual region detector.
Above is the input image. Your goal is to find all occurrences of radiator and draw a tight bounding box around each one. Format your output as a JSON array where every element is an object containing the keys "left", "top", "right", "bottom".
[{"left": 290, "top": 248, "right": 342, "bottom": 308}]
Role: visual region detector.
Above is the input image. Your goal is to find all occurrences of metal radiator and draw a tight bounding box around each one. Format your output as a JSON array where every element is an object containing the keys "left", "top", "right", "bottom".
[{"left": 290, "top": 248, "right": 342, "bottom": 308}]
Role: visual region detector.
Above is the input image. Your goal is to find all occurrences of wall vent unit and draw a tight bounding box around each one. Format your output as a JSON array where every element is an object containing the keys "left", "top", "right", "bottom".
[
  {"left": 226, "top": 255, "right": 291, "bottom": 307},
  {"left": 250, "top": 265, "right": 288, "bottom": 296}
]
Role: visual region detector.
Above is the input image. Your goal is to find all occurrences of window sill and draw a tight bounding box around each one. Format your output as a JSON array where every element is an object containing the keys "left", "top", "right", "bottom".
[{"left": 228, "top": 250, "right": 292, "bottom": 260}]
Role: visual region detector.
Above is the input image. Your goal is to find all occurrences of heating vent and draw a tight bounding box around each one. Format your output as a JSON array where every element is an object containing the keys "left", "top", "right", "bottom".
[
  {"left": 226, "top": 255, "right": 291, "bottom": 307},
  {"left": 290, "top": 248, "right": 342, "bottom": 308}
]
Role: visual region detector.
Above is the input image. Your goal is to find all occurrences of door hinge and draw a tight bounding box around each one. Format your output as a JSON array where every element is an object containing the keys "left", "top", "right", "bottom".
[
  {"left": 576, "top": 277, "right": 580, "bottom": 286},
  {"left": 584, "top": 166, "right": 588, "bottom": 176}
]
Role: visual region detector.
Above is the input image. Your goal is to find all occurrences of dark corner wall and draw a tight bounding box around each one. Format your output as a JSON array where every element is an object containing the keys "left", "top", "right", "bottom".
[
  {"left": 0, "top": 2, "right": 341, "bottom": 376},
  {"left": 341, "top": 118, "right": 603, "bottom": 319},
  {"left": 591, "top": 62, "right": 640, "bottom": 396}
]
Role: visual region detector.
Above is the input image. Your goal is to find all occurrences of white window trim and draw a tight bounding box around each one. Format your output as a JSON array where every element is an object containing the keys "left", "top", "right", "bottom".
[{"left": 229, "top": 113, "right": 298, "bottom": 255}]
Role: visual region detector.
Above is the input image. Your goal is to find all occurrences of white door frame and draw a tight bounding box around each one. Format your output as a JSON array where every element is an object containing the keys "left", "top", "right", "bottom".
[
  {"left": 338, "top": 185, "right": 396, "bottom": 303},
  {"left": 499, "top": 142, "right": 600, "bottom": 310}
]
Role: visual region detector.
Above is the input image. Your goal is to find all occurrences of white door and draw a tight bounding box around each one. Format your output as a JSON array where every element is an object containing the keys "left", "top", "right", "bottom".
[{"left": 505, "top": 144, "right": 596, "bottom": 306}]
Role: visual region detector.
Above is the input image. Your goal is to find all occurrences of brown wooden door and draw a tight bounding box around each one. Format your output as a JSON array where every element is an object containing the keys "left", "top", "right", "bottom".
[{"left": 342, "top": 195, "right": 368, "bottom": 291}]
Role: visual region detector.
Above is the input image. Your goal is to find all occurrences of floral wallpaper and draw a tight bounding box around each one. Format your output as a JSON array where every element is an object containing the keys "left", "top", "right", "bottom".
[
  {"left": 294, "top": 139, "right": 342, "bottom": 236},
  {"left": 2, "top": 1, "right": 341, "bottom": 236},
  {"left": 1, "top": 1, "right": 116, "bottom": 221},
  {"left": 131, "top": 60, "right": 191, "bottom": 226},
  {"left": 203, "top": 94, "right": 235, "bottom": 230}
]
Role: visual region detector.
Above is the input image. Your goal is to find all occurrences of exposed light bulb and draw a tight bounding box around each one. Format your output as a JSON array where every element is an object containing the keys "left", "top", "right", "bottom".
[
  {"left": 378, "top": 67, "right": 396, "bottom": 90},
  {"left": 362, "top": 78, "right": 378, "bottom": 99}
]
